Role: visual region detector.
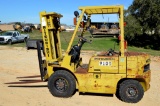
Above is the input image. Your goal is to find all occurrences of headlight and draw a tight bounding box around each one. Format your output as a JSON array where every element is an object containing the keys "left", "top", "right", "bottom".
[{"left": 144, "top": 64, "right": 150, "bottom": 72}]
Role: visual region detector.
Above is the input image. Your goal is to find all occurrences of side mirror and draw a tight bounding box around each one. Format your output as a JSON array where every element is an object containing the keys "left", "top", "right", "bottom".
[
  {"left": 13, "top": 34, "right": 16, "bottom": 37},
  {"left": 74, "top": 11, "right": 79, "bottom": 17}
]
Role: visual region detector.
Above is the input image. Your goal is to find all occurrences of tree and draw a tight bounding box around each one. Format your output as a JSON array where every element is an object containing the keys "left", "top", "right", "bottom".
[
  {"left": 124, "top": 10, "right": 142, "bottom": 36},
  {"left": 129, "top": 0, "right": 160, "bottom": 35},
  {"left": 124, "top": 0, "right": 160, "bottom": 50},
  {"left": 124, "top": 9, "right": 142, "bottom": 46}
]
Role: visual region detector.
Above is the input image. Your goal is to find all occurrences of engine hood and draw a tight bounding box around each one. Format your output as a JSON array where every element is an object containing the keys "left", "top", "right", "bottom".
[{"left": 0, "top": 35, "right": 12, "bottom": 39}]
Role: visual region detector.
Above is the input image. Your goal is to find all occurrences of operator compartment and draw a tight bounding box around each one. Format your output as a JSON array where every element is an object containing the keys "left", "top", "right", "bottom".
[{"left": 76, "top": 49, "right": 120, "bottom": 74}]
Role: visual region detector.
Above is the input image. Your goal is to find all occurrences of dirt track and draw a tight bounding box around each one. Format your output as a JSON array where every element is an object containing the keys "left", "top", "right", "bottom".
[{"left": 0, "top": 46, "right": 160, "bottom": 106}]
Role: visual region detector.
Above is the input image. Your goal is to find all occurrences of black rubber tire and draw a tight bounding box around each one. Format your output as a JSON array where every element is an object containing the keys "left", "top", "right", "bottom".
[
  {"left": 8, "top": 40, "right": 12, "bottom": 45},
  {"left": 118, "top": 80, "right": 144, "bottom": 103},
  {"left": 26, "top": 46, "right": 29, "bottom": 50},
  {"left": 48, "top": 70, "right": 76, "bottom": 97},
  {"left": 115, "top": 83, "right": 122, "bottom": 101},
  {"left": 24, "top": 37, "right": 27, "bottom": 43}
]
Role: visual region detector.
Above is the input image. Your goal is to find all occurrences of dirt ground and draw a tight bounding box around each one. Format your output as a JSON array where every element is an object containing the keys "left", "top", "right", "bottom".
[{"left": 0, "top": 46, "right": 160, "bottom": 106}]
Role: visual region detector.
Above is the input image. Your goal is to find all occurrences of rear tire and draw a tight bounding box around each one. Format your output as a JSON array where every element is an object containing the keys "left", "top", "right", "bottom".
[
  {"left": 117, "top": 80, "right": 144, "bottom": 103},
  {"left": 24, "top": 37, "right": 28, "bottom": 43},
  {"left": 48, "top": 70, "right": 76, "bottom": 97}
]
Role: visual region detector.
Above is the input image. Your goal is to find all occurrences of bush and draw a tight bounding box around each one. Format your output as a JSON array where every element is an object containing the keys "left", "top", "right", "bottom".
[{"left": 126, "top": 34, "right": 160, "bottom": 50}]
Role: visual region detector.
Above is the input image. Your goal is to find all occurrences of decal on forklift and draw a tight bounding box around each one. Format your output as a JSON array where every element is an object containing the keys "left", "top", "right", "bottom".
[
  {"left": 43, "top": 27, "right": 50, "bottom": 57},
  {"left": 99, "top": 61, "right": 112, "bottom": 66},
  {"left": 41, "top": 17, "right": 46, "bottom": 26},
  {"left": 120, "top": 58, "right": 125, "bottom": 62},
  {"left": 94, "top": 58, "right": 114, "bottom": 60}
]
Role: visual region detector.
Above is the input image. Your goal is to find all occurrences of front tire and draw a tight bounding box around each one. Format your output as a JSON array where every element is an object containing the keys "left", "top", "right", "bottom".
[
  {"left": 117, "top": 80, "right": 144, "bottom": 103},
  {"left": 8, "top": 40, "right": 12, "bottom": 45},
  {"left": 48, "top": 70, "right": 76, "bottom": 97}
]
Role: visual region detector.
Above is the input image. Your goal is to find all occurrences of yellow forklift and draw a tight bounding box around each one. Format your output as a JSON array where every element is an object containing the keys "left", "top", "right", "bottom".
[{"left": 36, "top": 5, "right": 151, "bottom": 103}]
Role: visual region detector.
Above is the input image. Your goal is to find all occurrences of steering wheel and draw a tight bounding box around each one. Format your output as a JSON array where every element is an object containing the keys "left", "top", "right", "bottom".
[
  {"left": 107, "top": 49, "right": 115, "bottom": 56},
  {"left": 78, "top": 36, "right": 92, "bottom": 43}
]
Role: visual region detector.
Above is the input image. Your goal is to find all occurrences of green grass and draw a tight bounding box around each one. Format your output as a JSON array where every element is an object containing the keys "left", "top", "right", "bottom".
[
  {"left": 60, "top": 31, "right": 119, "bottom": 51},
  {"left": 127, "top": 46, "right": 160, "bottom": 56},
  {"left": 0, "top": 30, "right": 42, "bottom": 47},
  {"left": 1, "top": 30, "right": 160, "bottom": 56}
]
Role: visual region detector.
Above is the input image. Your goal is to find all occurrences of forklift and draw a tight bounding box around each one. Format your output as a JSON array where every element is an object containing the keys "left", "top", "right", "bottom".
[{"left": 36, "top": 5, "right": 151, "bottom": 103}]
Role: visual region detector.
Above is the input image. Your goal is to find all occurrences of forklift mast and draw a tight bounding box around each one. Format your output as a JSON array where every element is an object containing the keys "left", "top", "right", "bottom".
[{"left": 40, "top": 11, "right": 63, "bottom": 61}]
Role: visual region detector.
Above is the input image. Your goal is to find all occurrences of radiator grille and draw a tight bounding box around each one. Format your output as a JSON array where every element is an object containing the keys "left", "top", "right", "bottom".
[{"left": 0, "top": 37, "right": 4, "bottom": 41}]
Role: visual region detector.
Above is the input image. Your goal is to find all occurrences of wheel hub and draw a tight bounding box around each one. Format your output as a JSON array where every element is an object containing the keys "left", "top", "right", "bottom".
[
  {"left": 55, "top": 78, "right": 68, "bottom": 92},
  {"left": 127, "top": 87, "right": 137, "bottom": 97}
]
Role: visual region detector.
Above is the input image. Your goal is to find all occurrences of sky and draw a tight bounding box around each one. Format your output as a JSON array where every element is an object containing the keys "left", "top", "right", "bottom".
[{"left": 0, "top": 0, "right": 133, "bottom": 25}]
